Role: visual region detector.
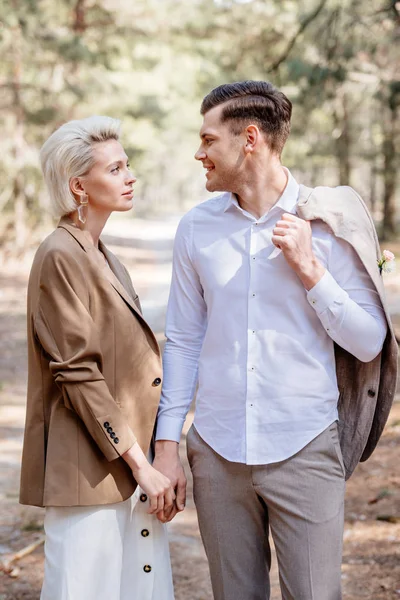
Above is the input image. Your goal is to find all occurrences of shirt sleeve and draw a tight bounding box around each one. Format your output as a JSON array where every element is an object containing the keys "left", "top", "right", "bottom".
[
  {"left": 155, "top": 213, "right": 207, "bottom": 442},
  {"left": 34, "top": 249, "right": 136, "bottom": 461},
  {"left": 306, "top": 236, "right": 387, "bottom": 362}
]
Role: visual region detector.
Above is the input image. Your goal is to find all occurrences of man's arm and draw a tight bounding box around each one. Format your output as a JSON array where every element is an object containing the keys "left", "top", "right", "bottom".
[
  {"left": 153, "top": 212, "right": 207, "bottom": 521},
  {"left": 272, "top": 213, "right": 387, "bottom": 362}
]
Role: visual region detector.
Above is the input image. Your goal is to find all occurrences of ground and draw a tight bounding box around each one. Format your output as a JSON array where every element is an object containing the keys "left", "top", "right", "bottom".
[{"left": 0, "top": 218, "right": 399, "bottom": 599}]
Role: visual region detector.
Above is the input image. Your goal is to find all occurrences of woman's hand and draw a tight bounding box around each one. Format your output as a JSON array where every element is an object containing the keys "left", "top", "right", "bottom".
[{"left": 122, "top": 442, "right": 176, "bottom": 516}]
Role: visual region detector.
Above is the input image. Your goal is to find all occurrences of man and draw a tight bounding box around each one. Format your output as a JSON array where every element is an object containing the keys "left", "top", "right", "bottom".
[{"left": 153, "top": 81, "right": 397, "bottom": 599}]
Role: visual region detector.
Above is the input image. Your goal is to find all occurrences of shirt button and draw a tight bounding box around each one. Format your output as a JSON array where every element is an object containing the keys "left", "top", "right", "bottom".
[
  {"left": 143, "top": 565, "right": 152, "bottom": 573},
  {"left": 252, "top": 256, "right": 256, "bottom": 260},
  {"left": 103, "top": 422, "right": 110, "bottom": 428},
  {"left": 252, "top": 330, "right": 256, "bottom": 334},
  {"left": 141, "top": 529, "right": 150, "bottom": 537},
  {"left": 152, "top": 377, "right": 162, "bottom": 387},
  {"left": 107, "top": 426, "right": 113, "bottom": 434},
  {"left": 113, "top": 437, "right": 119, "bottom": 444},
  {"left": 248, "top": 366, "right": 256, "bottom": 371},
  {"left": 110, "top": 431, "right": 116, "bottom": 439},
  {"left": 140, "top": 493, "right": 148, "bottom": 502},
  {"left": 252, "top": 293, "right": 256, "bottom": 297},
  {"left": 311, "top": 299, "right": 316, "bottom": 305}
]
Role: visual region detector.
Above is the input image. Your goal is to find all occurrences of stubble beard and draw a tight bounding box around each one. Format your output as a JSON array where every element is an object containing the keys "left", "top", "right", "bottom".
[{"left": 205, "top": 165, "right": 240, "bottom": 194}]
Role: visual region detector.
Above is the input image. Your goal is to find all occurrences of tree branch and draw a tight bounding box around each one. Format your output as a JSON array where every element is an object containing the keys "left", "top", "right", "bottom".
[{"left": 267, "top": 0, "right": 329, "bottom": 73}]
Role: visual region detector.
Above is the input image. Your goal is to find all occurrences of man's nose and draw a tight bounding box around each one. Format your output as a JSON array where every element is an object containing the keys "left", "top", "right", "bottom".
[{"left": 195, "top": 147, "right": 206, "bottom": 161}]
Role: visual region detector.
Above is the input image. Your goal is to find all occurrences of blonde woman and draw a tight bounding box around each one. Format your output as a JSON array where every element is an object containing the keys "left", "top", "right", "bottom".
[{"left": 20, "top": 116, "right": 176, "bottom": 600}]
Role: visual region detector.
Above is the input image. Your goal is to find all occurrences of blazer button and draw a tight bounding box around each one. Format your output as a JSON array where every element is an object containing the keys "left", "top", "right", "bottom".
[
  {"left": 114, "top": 437, "right": 119, "bottom": 444},
  {"left": 143, "top": 565, "right": 152, "bottom": 573},
  {"left": 110, "top": 431, "right": 116, "bottom": 439},
  {"left": 107, "top": 426, "right": 113, "bottom": 434},
  {"left": 152, "top": 377, "right": 162, "bottom": 387},
  {"left": 140, "top": 493, "right": 147, "bottom": 502},
  {"left": 368, "top": 389, "right": 376, "bottom": 398},
  {"left": 103, "top": 422, "right": 110, "bottom": 428},
  {"left": 141, "top": 529, "right": 150, "bottom": 537}
]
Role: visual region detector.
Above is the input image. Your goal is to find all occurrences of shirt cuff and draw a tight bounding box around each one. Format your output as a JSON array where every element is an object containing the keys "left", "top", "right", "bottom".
[
  {"left": 155, "top": 415, "right": 186, "bottom": 443},
  {"left": 306, "top": 270, "right": 348, "bottom": 314}
]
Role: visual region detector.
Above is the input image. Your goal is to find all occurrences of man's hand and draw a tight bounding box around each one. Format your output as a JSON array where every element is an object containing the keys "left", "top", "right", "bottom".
[
  {"left": 122, "top": 442, "right": 175, "bottom": 516},
  {"left": 271, "top": 213, "right": 325, "bottom": 290},
  {"left": 153, "top": 440, "right": 187, "bottom": 523}
]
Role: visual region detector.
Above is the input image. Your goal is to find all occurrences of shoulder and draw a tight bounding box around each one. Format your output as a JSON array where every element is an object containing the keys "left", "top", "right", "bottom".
[
  {"left": 177, "top": 193, "right": 230, "bottom": 232},
  {"left": 32, "top": 227, "right": 87, "bottom": 285},
  {"left": 298, "top": 185, "right": 375, "bottom": 238}
]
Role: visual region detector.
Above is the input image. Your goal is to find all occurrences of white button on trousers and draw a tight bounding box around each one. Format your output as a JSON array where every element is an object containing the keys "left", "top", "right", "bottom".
[{"left": 40, "top": 487, "right": 175, "bottom": 600}]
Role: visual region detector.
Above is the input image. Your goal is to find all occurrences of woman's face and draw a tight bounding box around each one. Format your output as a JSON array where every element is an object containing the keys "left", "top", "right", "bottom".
[{"left": 81, "top": 139, "right": 136, "bottom": 215}]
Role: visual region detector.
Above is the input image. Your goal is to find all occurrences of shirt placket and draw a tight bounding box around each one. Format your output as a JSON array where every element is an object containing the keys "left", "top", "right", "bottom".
[{"left": 246, "top": 218, "right": 261, "bottom": 463}]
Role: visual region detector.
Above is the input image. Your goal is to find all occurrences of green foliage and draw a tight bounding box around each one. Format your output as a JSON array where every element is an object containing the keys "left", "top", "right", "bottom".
[{"left": 0, "top": 0, "right": 398, "bottom": 250}]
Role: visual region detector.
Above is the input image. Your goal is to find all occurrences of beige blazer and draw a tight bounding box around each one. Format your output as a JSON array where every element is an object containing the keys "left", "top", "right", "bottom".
[
  {"left": 297, "top": 185, "right": 398, "bottom": 479},
  {"left": 20, "top": 217, "right": 162, "bottom": 507}
]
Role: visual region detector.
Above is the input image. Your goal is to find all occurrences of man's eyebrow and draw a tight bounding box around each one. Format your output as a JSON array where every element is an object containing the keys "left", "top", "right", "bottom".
[{"left": 200, "top": 131, "right": 216, "bottom": 139}]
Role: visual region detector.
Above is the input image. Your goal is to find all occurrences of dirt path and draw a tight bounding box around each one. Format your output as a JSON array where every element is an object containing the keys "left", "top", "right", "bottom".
[{"left": 1, "top": 220, "right": 399, "bottom": 599}]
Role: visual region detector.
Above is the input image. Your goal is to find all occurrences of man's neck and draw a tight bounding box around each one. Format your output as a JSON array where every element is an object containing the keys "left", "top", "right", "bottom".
[{"left": 235, "top": 164, "right": 288, "bottom": 220}]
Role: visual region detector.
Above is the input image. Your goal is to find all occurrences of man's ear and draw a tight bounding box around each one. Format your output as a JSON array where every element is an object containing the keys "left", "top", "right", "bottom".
[{"left": 244, "top": 124, "right": 260, "bottom": 154}]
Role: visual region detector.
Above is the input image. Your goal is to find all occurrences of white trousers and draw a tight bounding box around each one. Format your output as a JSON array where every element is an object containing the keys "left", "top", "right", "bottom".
[{"left": 40, "top": 487, "right": 175, "bottom": 600}]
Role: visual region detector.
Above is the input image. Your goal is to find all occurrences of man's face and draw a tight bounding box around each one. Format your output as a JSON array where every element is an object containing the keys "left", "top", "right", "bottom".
[{"left": 195, "top": 104, "right": 245, "bottom": 193}]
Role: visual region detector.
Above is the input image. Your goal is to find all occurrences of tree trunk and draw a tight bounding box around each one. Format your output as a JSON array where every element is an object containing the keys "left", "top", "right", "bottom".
[
  {"left": 381, "top": 98, "right": 398, "bottom": 240},
  {"left": 333, "top": 90, "right": 351, "bottom": 186},
  {"left": 11, "top": 10, "right": 27, "bottom": 252}
]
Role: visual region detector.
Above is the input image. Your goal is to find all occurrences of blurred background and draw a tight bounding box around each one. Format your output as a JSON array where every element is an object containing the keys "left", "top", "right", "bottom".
[
  {"left": 0, "top": 0, "right": 399, "bottom": 253},
  {"left": 0, "top": 1, "right": 400, "bottom": 599}
]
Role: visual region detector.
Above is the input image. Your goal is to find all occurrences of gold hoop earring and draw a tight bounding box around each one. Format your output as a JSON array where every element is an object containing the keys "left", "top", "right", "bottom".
[{"left": 77, "top": 193, "right": 88, "bottom": 224}]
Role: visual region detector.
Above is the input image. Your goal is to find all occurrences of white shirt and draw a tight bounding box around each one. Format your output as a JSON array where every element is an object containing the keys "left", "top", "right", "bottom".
[{"left": 156, "top": 171, "right": 387, "bottom": 464}]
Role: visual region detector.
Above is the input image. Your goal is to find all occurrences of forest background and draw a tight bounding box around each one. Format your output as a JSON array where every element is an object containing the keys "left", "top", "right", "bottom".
[{"left": 0, "top": 0, "right": 399, "bottom": 255}]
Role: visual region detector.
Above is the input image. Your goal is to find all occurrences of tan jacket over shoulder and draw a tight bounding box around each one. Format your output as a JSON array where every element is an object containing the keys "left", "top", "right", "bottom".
[
  {"left": 20, "top": 217, "right": 162, "bottom": 507},
  {"left": 297, "top": 185, "right": 398, "bottom": 479}
]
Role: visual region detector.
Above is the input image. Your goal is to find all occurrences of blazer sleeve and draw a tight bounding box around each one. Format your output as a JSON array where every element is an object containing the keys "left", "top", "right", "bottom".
[{"left": 33, "top": 248, "right": 137, "bottom": 461}]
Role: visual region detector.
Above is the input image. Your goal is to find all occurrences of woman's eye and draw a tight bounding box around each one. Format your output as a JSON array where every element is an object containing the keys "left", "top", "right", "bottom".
[{"left": 111, "top": 166, "right": 120, "bottom": 173}]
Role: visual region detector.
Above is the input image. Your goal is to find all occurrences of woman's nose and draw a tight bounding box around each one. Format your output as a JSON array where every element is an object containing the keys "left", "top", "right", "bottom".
[{"left": 126, "top": 171, "right": 137, "bottom": 184}]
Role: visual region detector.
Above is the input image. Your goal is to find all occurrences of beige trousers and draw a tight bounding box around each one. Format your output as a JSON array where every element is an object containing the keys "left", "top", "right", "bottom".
[
  {"left": 187, "top": 422, "right": 345, "bottom": 600},
  {"left": 40, "top": 486, "right": 175, "bottom": 600}
]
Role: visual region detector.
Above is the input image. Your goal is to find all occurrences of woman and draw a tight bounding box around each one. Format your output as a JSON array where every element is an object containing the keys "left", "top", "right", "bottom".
[{"left": 19, "top": 116, "right": 176, "bottom": 600}]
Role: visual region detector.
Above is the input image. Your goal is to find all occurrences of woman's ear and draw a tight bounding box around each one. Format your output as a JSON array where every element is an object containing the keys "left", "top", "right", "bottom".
[{"left": 70, "top": 177, "right": 85, "bottom": 198}]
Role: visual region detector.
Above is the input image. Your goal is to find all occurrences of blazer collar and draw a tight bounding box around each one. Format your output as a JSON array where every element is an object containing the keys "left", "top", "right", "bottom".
[{"left": 57, "top": 216, "right": 143, "bottom": 319}]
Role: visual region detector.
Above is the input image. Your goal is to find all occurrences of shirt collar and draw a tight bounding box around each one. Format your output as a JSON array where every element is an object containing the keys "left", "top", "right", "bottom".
[{"left": 223, "top": 168, "right": 300, "bottom": 220}]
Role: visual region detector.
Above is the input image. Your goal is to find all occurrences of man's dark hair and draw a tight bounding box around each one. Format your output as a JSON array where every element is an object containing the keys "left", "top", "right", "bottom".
[{"left": 201, "top": 81, "right": 292, "bottom": 156}]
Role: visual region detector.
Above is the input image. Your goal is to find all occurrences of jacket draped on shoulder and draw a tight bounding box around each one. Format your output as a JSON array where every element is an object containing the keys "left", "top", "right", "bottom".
[{"left": 297, "top": 185, "right": 398, "bottom": 479}]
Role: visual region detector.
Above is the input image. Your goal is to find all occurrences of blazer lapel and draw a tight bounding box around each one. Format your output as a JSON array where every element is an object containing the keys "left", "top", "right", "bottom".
[{"left": 57, "top": 218, "right": 157, "bottom": 341}]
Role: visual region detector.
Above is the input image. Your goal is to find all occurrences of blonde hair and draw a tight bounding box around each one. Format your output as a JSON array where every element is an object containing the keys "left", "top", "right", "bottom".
[{"left": 40, "top": 116, "right": 121, "bottom": 217}]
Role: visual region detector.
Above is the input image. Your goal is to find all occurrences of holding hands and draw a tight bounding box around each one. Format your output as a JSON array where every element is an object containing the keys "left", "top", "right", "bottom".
[
  {"left": 123, "top": 442, "right": 176, "bottom": 518},
  {"left": 271, "top": 213, "right": 325, "bottom": 290}
]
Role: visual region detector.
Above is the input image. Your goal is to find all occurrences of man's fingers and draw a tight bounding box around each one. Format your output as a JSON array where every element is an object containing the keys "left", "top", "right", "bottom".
[
  {"left": 164, "top": 487, "right": 176, "bottom": 509},
  {"left": 281, "top": 213, "right": 299, "bottom": 222},
  {"left": 156, "top": 509, "right": 167, "bottom": 523},
  {"left": 164, "top": 503, "right": 179, "bottom": 523},
  {"left": 148, "top": 494, "right": 159, "bottom": 514},
  {"left": 176, "top": 477, "right": 187, "bottom": 511},
  {"left": 273, "top": 227, "right": 289, "bottom": 237},
  {"left": 275, "top": 220, "right": 291, "bottom": 229}
]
